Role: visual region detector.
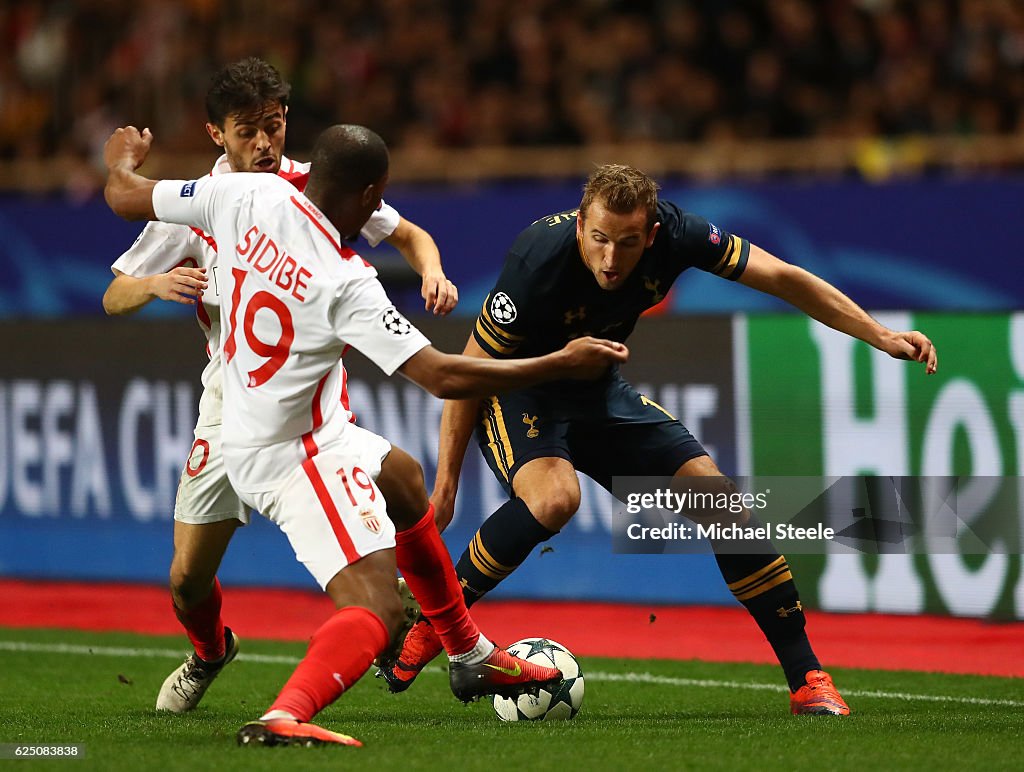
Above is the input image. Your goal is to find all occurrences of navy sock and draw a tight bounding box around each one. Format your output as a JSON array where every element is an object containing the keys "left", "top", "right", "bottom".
[
  {"left": 712, "top": 517, "right": 820, "bottom": 691},
  {"left": 455, "top": 498, "right": 555, "bottom": 608}
]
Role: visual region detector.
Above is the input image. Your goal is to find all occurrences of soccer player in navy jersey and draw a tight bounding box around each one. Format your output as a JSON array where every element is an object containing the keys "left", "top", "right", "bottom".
[{"left": 380, "top": 164, "right": 938, "bottom": 716}]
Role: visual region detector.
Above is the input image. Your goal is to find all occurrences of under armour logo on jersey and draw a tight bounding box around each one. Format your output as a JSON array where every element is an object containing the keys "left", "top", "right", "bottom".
[
  {"left": 490, "top": 292, "right": 517, "bottom": 324},
  {"left": 564, "top": 306, "right": 586, "bottom": 324},
  {"left": 180, "top": 181, "right": 197, "bottom": 197},
  {"left": 381, "top": 307, "right": 412, "bottom": 336}
]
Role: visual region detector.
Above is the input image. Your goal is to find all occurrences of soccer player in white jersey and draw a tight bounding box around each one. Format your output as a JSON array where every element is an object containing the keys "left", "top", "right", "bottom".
[
  {"left": 102, "top": 58, "right": 457, "bottom": 714},
  {"left": 104, "top": 122, "right": 629, "bottom": 748}
]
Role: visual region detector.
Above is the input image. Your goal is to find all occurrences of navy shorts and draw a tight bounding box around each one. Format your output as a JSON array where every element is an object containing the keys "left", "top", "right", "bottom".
[{"left": 475, "top": 373, "right": 708, "bottom": 497}]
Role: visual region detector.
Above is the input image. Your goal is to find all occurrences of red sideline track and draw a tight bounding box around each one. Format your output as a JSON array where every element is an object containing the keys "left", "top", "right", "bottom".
[{"left": 1, "top": 579, "right": 1022, "bottom": 678}]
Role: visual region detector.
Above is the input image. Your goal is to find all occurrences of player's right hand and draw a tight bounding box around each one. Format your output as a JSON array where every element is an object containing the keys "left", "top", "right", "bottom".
[
  {"left": 150, "top": 266, "right": 208, "bottom": 305},
  {"left": 560, "top": 336, "right": 629, "bottom": 379},
  {"left": 104, "top": 126, "right": 153, "bottom": 172}
]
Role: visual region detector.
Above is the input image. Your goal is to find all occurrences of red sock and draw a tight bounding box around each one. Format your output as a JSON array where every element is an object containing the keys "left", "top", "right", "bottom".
[
  {"left": 268, "top": 606, "right": 389, "bottom": 723},
  {"left": 395, "top": 505, "right": 480, "bottom": 656},
  {"left": 173, "top": 577, "right": 226, "bottom": 662}
]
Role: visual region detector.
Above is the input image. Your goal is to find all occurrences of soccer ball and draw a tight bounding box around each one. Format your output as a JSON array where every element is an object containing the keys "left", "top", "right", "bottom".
[{"left": 493, "top": 638, "right": 584, "bottom": 721}]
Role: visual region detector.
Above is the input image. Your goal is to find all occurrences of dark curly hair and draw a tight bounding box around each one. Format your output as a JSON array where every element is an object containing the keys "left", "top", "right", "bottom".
[{"left": 205, "top": 57, "right": 291, "bottom": 127}]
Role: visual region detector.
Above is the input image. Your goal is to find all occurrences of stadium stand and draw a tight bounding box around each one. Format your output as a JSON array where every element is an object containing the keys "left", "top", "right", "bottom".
[{"left": 2, "top": 0, "right": 1024, "bottom": 189}]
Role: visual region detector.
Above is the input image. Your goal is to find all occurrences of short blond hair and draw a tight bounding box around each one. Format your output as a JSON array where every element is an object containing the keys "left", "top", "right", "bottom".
[{"left": 580, "top": 164, "right": 660, "bottom": 230}]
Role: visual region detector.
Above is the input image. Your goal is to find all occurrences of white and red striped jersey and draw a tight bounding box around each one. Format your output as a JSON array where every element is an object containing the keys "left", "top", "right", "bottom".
[
  {"left": 111, "top": 154, "right": 401, "bottom": 423},
  {"left": 152, "top": 173, "right": 430, "bottom": 494}
]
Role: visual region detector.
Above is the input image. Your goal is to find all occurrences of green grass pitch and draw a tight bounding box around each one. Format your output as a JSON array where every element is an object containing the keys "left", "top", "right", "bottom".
[{"left": 2, "top": 627, "right": 1022, "bottom": 771}]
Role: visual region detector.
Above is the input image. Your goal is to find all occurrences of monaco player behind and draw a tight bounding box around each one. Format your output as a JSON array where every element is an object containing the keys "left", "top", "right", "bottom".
[
  {"left": 103, "top": 122, "right": 629, "bottom": 748},
  {"left": 102, "top": 57, "right": 455, "bottom": 715}
]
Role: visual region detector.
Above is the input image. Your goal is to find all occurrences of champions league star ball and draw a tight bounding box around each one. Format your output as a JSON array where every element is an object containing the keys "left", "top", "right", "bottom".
[
  {"left": 493, "top": 638, "right": 584, "bottom": 721},
  {"left": 381, "top": 306, "right": 413, "bottom": 336},
  {"left": 489, "top": 291, "right": 517, "bottom": 324}
]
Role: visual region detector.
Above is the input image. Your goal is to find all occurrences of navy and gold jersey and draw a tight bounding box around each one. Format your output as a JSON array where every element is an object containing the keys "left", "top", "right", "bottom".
[{"left": 474, "top": 200, "right": 749, "bottom": 359}]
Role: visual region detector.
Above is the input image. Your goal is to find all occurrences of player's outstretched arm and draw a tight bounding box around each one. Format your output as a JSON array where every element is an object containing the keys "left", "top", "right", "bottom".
[
  {"left": 103, "top": 267, "right": 209, "bottom": 315},
  {"left": 385, "top": 217, "right": 458, "bottom": 315},
  {"left": 430, "top": 335, "right": 492, "bottom": 531},
  {"left": 738, "top": 243, "right": 938, "bottom": 374},
  {"left": 399, "top": 336, "right": 628, "bottom": 401},
  {"left": 104, "top": 126, "right": 158, "bottom": 221}
]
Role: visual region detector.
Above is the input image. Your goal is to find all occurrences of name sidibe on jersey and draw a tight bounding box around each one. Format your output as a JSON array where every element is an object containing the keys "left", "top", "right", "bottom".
[{"left": 235, "top": 225, "right": 312, "bottom": 301}]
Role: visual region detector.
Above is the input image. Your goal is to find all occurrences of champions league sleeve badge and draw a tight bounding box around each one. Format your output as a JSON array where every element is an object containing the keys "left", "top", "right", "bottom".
[
  {"left": 381, "top": 306, "right": 413, "bottom": 336},
  {"left": 490, "top": 291, "right": 517, "bottom": 324}
]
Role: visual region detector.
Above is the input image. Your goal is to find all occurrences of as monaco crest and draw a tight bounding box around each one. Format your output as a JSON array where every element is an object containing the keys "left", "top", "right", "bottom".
[{"left": 360, "top": 507, "right": 382, "bottom": 535}]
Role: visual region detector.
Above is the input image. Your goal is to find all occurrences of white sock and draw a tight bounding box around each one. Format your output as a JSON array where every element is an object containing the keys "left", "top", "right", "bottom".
[
  {"left": 447, "top": 634, "right": 496, "bottom": 664},
  {"left": 259, "top": 709, "right": 297, "bottom": 722}
]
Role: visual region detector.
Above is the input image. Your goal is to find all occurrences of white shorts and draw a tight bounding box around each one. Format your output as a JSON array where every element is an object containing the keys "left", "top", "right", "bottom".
[
  {"left": 173, "top": 423, "right": 250, "bottom": 526},
  {"left": 243, "top": 428, "right": 395, "bottom": 589}
]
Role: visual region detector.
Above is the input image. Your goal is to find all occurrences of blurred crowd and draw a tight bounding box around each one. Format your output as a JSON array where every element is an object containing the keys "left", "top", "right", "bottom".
[{"left": 2, "top": 0, "right": 1023, "bottom": 169}]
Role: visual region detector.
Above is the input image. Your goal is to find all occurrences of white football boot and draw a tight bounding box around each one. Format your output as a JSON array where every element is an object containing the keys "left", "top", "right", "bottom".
[{"left": 156, "top": 628, "right": 240, "bottom": 712}]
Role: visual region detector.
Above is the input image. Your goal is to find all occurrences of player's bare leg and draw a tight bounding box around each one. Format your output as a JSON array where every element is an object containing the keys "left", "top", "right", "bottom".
[
  {"left": 514, "top": 457, "right": 582, "bottom": 532},
  {"left": 157, "top": 518, "right": 242, "bottom": 712},
  {"left": 675, "top": 455, "right": 849, "bottom": 715},
  {"left": 375, "top": 447, "right": 562, "bottom": 701},
  {"left": 169, "top": 518, "right": 240, "bottom": 611},
  {"left": 238, "top": 550, "right": 404, "bottom": 748}
]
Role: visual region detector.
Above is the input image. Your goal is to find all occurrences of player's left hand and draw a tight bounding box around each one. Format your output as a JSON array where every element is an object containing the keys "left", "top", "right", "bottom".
[
  {"left": 885, "top": 330, "right": 938, "bottom": 374},
  {"left": 103, "top": 126, "right": 153, "bottom": 173},
  {"left": 421, "top": 270, "right": 458, "bottom": 315}
]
